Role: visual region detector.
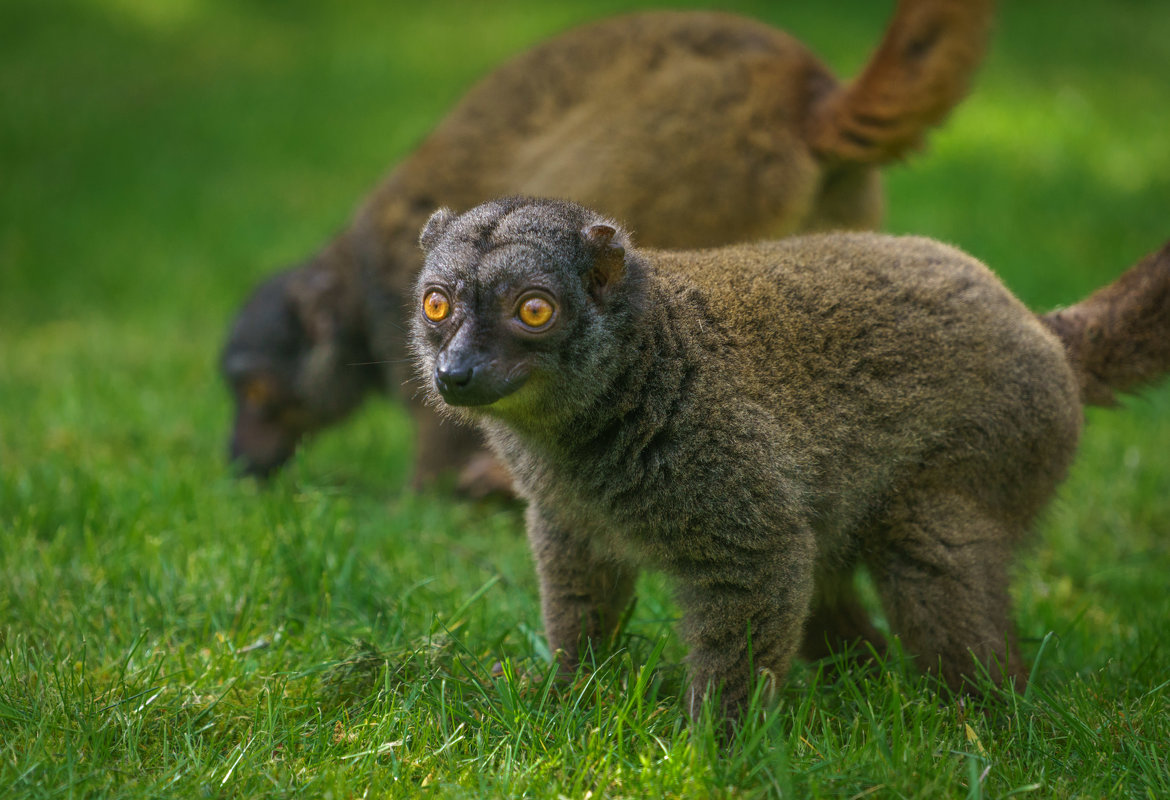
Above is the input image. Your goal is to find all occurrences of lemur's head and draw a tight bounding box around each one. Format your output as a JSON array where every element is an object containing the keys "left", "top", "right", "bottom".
[
  {"left": 221, "top": 263, "right": 379, "bottom": 478},
  {"left": 411, "top": 197, "right": 641, "bottom": 425}
]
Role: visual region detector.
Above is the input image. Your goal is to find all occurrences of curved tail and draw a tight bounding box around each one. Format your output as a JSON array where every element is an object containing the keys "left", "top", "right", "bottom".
[
  {"left": 1041, "top": 242, "right": 1170, "bottom": 407},
  {"left": 806, "top": 0, "right": 995, "bottom": 164}
]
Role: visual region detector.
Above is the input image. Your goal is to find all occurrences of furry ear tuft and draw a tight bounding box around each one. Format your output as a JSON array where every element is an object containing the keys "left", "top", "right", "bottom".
[
  {"left": 584, "top": 224, "right": 617, "bottom": 249},
  {"left": 582, "top": 223, "right": 626, "bottom": 301},
  {"left": 420, "top": 208, "right": 455, "bottom": 251}
]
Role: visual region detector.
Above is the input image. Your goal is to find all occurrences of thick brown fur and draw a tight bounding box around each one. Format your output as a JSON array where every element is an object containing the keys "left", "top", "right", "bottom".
[
  {"left": 807, "top": 0, "right": 994, "bottom": 163},
  {"left": 1041, "top": 242, "right": 1170, "bottom": 407},
  {"left": 220, "top": 2, "right": 995, "bottom": 487},
  {"left": 411, "top": 197, "right": 1169, "bottom": 723}
]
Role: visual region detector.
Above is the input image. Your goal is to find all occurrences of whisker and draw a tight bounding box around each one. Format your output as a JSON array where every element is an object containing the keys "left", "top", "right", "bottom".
[{"left": 343, "top": 359, "right": 413, "bottom": 367}]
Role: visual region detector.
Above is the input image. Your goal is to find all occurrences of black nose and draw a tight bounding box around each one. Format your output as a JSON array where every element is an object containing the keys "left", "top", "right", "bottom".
[{"left": 435, "top": 364, "right": 473, "bottom": 391}]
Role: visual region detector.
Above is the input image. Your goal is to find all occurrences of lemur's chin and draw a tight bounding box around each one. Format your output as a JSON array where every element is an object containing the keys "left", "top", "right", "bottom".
[{"left": 436, "top": 379, "right": 525, "bottom": 408}]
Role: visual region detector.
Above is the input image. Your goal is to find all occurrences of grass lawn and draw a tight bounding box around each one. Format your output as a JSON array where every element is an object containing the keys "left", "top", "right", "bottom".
[{"left": 2, "top": 0, "right": 1168, "bottom": 796}]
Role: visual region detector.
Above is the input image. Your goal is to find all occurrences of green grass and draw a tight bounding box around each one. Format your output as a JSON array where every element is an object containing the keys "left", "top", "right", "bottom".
[{"left": 3, "top": 0, "right": 1169, "bottom": 796}]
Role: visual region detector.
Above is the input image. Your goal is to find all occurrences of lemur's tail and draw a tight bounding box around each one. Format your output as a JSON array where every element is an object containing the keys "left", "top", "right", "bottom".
[
  {"left": 1041, "top": 242, "right": 1170, "bottom": 407},
  {"left": 806, "top": 0, "right": 995, "bottom": 164}
]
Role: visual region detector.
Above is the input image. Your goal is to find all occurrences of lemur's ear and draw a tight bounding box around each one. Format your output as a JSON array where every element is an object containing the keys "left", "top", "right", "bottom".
[
  {"left": 419, "top": 208, "right": 456, "bottom": 251},
  {"left": 582, "top": 223, "right": 626, "bottom": 302}
]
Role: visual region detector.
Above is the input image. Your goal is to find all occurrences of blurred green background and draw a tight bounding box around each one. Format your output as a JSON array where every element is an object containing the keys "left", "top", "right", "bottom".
[
  {"left": 1, "top": 1, "right": 1168, "bottom": 796},
  {"left": 3, "top": 0, "right": 1168, "bottom": 331}
]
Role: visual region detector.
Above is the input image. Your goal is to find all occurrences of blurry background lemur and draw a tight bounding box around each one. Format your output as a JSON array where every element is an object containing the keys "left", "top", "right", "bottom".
[
  {"left": 411, "top": 196, "right": 1170, "bottom": 721},
  {"left": 221, "top": 0, "right": 994, "bottom": 493}
]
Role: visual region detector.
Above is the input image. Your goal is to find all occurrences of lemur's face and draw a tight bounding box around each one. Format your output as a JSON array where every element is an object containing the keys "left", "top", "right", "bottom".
[
  {"left": 413, "top": 236, "right": 583, "bottom": 411},
  {"left": 224, "top": 364, "right": 311, "bottom": 477},
  {"left": 417, "top": 279, "right": 562, "bottom": 407},
  {"left": 411, "top": 199, "right": 628, "bottom": 418}
]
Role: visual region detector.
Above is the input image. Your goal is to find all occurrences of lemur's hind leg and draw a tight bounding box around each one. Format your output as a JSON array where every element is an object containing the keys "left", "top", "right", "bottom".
[{"left": 869, "top": 490, "right": 1028, "bottom": 693}]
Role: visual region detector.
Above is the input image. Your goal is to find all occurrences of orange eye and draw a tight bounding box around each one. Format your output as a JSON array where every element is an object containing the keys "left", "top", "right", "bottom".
[
  {"left": 242, "top": 378, "right": 273, "bottom": 409},
  {"left": 423, "top": 290, "right": 450, "bottom": 322},
  {"left": 517, "top": 294, "right": 555, "bottom": 329}
]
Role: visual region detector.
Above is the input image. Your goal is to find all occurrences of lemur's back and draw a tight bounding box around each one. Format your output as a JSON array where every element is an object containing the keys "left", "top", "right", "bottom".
[
  {"left": 383, "top": 11, "right": 868, "bottom": 249},
  {"left": 650, "top": 233, "right": 1082, "bottom": 524}
]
